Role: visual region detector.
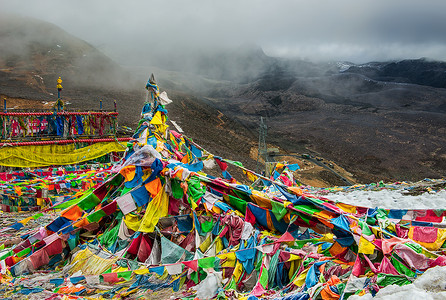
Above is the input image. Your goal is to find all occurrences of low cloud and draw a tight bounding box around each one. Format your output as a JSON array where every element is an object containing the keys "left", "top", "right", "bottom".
[{"left": 2, "top": 0, "right": 446, "bottom": 65}]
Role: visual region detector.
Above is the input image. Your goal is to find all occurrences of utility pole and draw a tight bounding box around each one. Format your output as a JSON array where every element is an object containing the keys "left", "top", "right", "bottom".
[{"left": 256, "top": 116, "right": 268, "bottom": 175}]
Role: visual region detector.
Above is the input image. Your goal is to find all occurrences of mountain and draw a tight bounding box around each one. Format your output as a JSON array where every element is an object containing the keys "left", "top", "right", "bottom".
[
  {"left": 344, "top": 58, "right": 446, "bottom": 89},
  {"left": 0, "top": 14, "right": 262, "bottom": 180},
  {"left": 0, "top": 14, "right": 144, "bottom": 124},
  {"left": 155, "top": 51, "right": 446, "bottom": 183},
  {"left": 188, "top": 56, "right": 446, "bottom": 182},
  {"left": 1, "top": 14, "right": 445, "bottom": 184}
]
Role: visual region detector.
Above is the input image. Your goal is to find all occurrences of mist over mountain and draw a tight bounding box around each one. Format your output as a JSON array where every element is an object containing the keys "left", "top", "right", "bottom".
[
  {"left": 344, "top": 58, "right": 446, "bottom": 89},
  {"left": 187, "top": 55, "right": 446, "bottom": 182},
  {"left": 0, "top": 14, "right": 145, "bottom": 124},
  {"left": 1, "top": 14, "right": 445, "bottom": 183},
  {"left": 151, "top": 44, "right": 446, "bottom": 182}
]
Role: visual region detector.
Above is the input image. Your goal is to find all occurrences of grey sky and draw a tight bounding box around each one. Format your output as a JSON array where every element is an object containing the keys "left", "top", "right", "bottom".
[{"left": 2, "top": 0, "right": 446, "bottom": 64}]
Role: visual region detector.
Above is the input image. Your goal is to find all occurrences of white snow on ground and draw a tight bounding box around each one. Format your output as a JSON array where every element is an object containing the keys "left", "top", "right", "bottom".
[
  {"left": 323, "top": 189, "right": 446, "bottom": 209},
  {"left": 349, "top": 265, "right": 446, "bottom": 300},
  {"left": 319, "top": 181, "right": 446, "bottom": 299}
]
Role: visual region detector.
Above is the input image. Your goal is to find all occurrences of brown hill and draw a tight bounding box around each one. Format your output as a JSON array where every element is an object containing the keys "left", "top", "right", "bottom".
[{"left": 0, "top": 14, "right": 143, "bottom": 124}]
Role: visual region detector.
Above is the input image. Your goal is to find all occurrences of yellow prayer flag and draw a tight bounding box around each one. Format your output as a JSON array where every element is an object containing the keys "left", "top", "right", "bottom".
[
  {"left": 198, "top": 234, "right": 213, "bottom": 253},
  {"left": 134, "top": 268, "right": 150, "bottom": 275},
  {"left": 18, "top": 216, "right": 32, "bottom": 225},
  {"left": 150, "top": 111, "right": 164, "bottom": 125},
  {"left": 124, "top": 214, "right": 142, "bottom": 232},
  {"left": 287, "top": 254, "right": 302, "bottom": 262},
  {"left": 232, "top": 261, "right": 244, "bottom": 283},
  {"left": 358, "top": 236, "right": 375, "bottom": 254},
  {"left": 138, "top": 186, "right": 169, "bottom": 232},
  {"left": 336, "top": 202, "right": 357, "bottom": 214},
  {"left": 292, "top": 268, "right": 309, "bottom": 287}
]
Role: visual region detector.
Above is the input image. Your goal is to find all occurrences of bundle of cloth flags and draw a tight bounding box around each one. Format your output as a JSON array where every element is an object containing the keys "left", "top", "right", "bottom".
[
  {"left": 0, "top": 164, "right": 113, "bottom": 213},
  {"left": 0, "top": 112, "right": 118, "bottom": 139},
  {"left": 0, "top": 76, "right": 446, "bottom": 300}
]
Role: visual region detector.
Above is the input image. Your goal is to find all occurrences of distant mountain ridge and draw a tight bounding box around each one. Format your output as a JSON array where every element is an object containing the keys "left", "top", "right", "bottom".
[{"left": 343, "top": 58, "right": 446, "bottom": 89}]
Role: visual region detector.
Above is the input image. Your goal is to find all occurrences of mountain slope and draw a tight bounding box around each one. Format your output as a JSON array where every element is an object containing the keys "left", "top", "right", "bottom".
[
  {"left": 189, "top": 56, "right": 446, "bottom": 182},
  {"left": 1, "top": 14, "right": 445, "bottom": 184},
  {"left": 0, "top": 13, "right": 144, "bottom": 124},
  {"left": 344, "top": 58, "right": 446, "bottom": 88}
]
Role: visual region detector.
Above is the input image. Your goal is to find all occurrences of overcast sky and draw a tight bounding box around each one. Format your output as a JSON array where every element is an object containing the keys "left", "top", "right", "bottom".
[{"left": 2, "top": 0, "right": 446, "bottom": 64}]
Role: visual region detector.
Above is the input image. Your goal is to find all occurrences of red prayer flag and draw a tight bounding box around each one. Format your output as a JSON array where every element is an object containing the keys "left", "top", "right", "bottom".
[{"left": 182, "top": 259, "right": 198, "bottom": 272}]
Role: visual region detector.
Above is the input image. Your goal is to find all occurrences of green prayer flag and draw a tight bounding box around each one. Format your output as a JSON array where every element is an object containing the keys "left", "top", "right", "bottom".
[
  {"left": 359, "top": 221, "right": 374, "bottom": 236},
  {"left": 259, "top": 265, "right": 269, "bottom": 289},
  {"left": 109, "top": 173, "right": 124, "bottom": 186},
  {"left": 306, "top": 197, "right": 324, "bottom": 205},
  {"left": 161, "top": 236, "right": 193, "bottom": 264},
  {"left": 53, "top": 194, "right": 88, "bottom": 210},
  {"left": 268, "top": 250, "right": 280, "bottom": 287},
  {"left": 120, "top": 186, "right": 132, "bottom": 196},
  {"left": 68, "top": 232, "right": 79, "bottom": 250},
  {"left": 376, "top": 208, "right": 388, "bottom": 220},
  {"left": 32, "top": 213, "right": 44, "bottom": 220},
  {"left": 271, "top": 200, "right": 287, "bottom": 221},
  {"left": 0, "top": 250, "right": 13, "bottom": 261},
  {"left": 201, "top": 220, "right": 214, "bottom": 233},
  {"left": 17, "top": 247, "right": 31, "bottom": 258},
  {"left": 198, "top": 256, "right": 216, "bottom": 269},
  {"left": 404, "top": 242, "right": 422, "bottom": 254},
  {"left": 255, "top": 254, "right": 263, "bottom": 271},
  {"left": 293, "top": 212, "right": 312, "bottom": 225},
  {"left": 86, "top": 209, "right": 107, "bottom": 223},
  {"left": 191, "top": 271, "right": 199, "bottom": 284},
  {"left": 225, "top": 277, "right": 237, "bottom": 290},
  {"left": 117, "top": 271, "right": 133, "bottom": 281},
  {"left": 376, "top": 274, "right": 411, "bottom": 287},
  {"left": 187, "top": 177, "right": 205, "bottom": 202},
  {"left": 391, "top": 255, "right": 416, "bottom": 277},
  {"left": 171, "top": 179, "right": 184, "bottom": 200},
  {"left": 295, "top": 205, "right": 321, "bottom": 216},
  {"left": 228, "top": 195, "right": 247, "bottom": 213},
  {"left": 77, "top": 192, "right": 101, "bottom": 211},
  {"left": 127, "top": 259, "right": 140, "bottom": 271},
  {"left": 336, "top": 282, "right": 346, "bottom": 295},
  {"left": 233, "top": 190, "right": 252, "bottom": 202},
  {"left": 99, "top": 220, "right": 120, "bottom": 248},
  {"left": 225, "top": 160, "right": 244, "bottom": 168}
]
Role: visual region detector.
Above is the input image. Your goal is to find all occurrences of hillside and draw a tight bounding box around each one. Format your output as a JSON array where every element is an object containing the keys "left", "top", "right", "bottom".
[
  {"left": 196, "top": 62, "right": 446, "bottom": 182},
  {"left": 0, "top": 14, "right": 143, "bottom": 124},
  {"left": 1, "top": 14, "right": 445, "bottom": 185},
  {"left": 151, "top": 51, "right": 446, "bottom": 183}
]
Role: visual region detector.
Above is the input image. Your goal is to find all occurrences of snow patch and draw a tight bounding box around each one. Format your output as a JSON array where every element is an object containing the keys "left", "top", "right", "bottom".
[
  {"left": 325, "top": 189, "right": 446, "bottom": 209},
  {"left": 350, "top": 266, "right": 446, "bottom": 300},
  {"left": 337, "top": 62, "right": 353, "bottom": 72}
]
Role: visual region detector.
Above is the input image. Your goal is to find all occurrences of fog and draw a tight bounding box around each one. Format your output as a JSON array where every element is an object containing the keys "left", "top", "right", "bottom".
[{"left": 2, "top": 0, "right": 446, "bottom": 66}]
